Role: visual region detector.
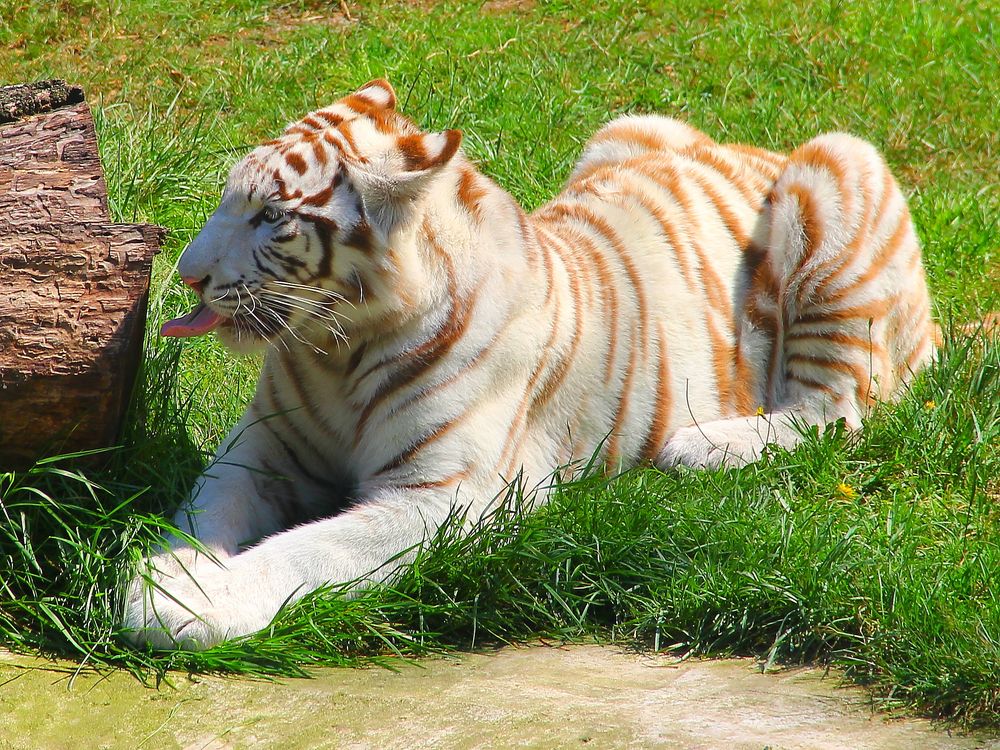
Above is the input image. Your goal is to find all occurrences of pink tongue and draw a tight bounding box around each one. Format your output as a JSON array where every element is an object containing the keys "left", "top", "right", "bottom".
[{"left": 160, "top": 303, "right": 224, "bottom": 338}]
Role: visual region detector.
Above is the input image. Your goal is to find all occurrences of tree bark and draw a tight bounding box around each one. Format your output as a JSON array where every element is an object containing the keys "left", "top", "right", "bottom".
[{"left": 0, "top": 82, "right": 163, "bottom": 469}]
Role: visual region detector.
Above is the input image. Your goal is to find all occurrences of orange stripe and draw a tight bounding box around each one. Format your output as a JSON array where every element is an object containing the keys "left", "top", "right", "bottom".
[
  {"left": 301, "top": 185, "right": 333, "bottom": 207},
  {"left": 311, "top": 139, "right": 329, "bottom": 167},
  {"left": 568, "top": 164, "right": 698, "bottom": 290},
  {"left": 730, "top": 343, "right": 757, "bottom": 415},
  {"left": 537, "top": 224, "right": 620, "bottom": 383},
  {"left": 785, "top": 372, "right": 838, "bottom": 396},
  {"left": 528, "top": 230, "right": 585, "bottom": 416},
  {"left": 825, "top": 207, "right": 913, "bottom": 305},
  {"left": 538, "top": 202, "right": 649, "bottom": 357},
  {"left": 725, "top": 143, "right": 788, "bottom": 177},
  {"left": 457, "top": 166, "right": 489, "bottom": 222},
  {"left": 682, "top": 168, "right": 752, "bottom": 248},
  {"left": 284, "top": 152, "right": 308, "bottom": 175},
  {"left": 337, "top": 122, "right": 365, "bottom": 162},
  {"left": 372, "top": 416, "right": 468, "bottom": 477},
  {"left": 273, "top": 350, "right": 342, "bottom": 441},
  {"left": 640, "top": 322, "right": 673, "bottom": 462},
  {"left": 495, "top": 228, "right": 565, "bottom": 473},
  {"left": 743, "top": 286, "right": 782, "bottom": 405},
  {"left": 396, "top": 468, "right": 472, "bottom": 492},
  {"left": 785, "top": 353, "right": 876, "bottom": 407},
  {"left": 903, "top": 332, "right": 933, "bottom": 375},
  {"left": 341, "top": 93, "right": 380, "bottom": 116},
  {"left": 806, "top": 166, "right": 895, "bottom": 305},
  {"left": 497, "top": 294, "right": 561, "bottom": 475},
  {"left": 786, "top": 183, "right": 825, "bottom": 285},
  {"left": 549, "top": 174, "right": 745, "bottom": 419},
  {"left": 603, "top": 162, "right": 742, "bottom": 410},
  {"left": 564, "top": 208, "right": 651, "bottom": 460},
  {"left": 537, "top": 204, "right": 652, "bottom": 456},
  {"left": 685, "top": 144, "right": 770, "bottom": 208},
  {"left": 707, "top": 322, "right": 738, "bottom": 415},
  {"left": 589, "top": 121, "right": 710, "bottom": 152},
  {"left": 785, "top": 329, "right": 888, "bottom": 357},
  {"left": 796, "top": 298, "right": 895, "bottom": 327},
  {"left": 793, "top": 140, "right": 856, "bottom": 219},
  {"left": 517, "top": 207, "right": 543, "bottom": 272},
  {"left": 352, "top": 230, "right": 479, "bottom": 445},
  {"left": 620, "top": 160, "right": 740, "bottom": 328},
  {"left": 390, "top": 308, "right": 519, "bottom": 418},
  {"left": 258, "top": 368, "right": 328, "bottom": 466},
  {"left": 314, "top": 109, "right": 345, "bottom": 126}
]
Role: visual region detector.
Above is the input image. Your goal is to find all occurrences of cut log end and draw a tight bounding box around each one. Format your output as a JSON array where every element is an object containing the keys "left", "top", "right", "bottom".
[{"left": 0, "top": 79, "right": 86, "bottom": 124}]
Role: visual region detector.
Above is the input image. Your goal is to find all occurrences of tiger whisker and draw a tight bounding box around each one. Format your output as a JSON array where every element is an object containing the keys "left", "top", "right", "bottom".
[
  {"left": 269, "top": 280, "right": 356, "bottom": 309},
  {"left": 245, "top": 283, "right": 346, "bottom": 353},
  {"left": 269, "top": 279, "right": 347, "bottom": 295},
  {"left": 259, "top": 304, "right": 330, "bottom": 355},
  {"left": 257, "top": 292, "right": 351, "bottom": 343},
  {"left": 355, "top": 274, "right": 365, "bottom": 305},
  {"left": 231, "top": 285, "right": 290, "bottom": 352},
  {"left": 268, "top": 280, "right": 348, "bottom": 300},
  {"left": 233, "top": 287, "right": 263, "bottom": 341},
  {"left": 258, "top": 288, "right": 353, "bottom": 323}
]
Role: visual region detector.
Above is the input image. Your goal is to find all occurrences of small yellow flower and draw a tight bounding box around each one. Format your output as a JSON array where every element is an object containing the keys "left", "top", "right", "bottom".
[
  {"left": 755, "top": 405, "right": 765, "bottom": 417},
  {"left": 924, "top": 400, "right": 936, "bottom": 410},
  {"left": 836, "top": 482, "right": 858, "bottom": 500}
]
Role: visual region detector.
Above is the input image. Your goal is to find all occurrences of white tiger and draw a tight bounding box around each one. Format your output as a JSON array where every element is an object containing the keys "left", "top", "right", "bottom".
[{"left": 123, "top": 80, "right": 935, "bottom": 649}]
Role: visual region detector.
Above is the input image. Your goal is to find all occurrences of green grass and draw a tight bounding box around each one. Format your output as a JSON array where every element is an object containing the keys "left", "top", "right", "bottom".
[{"left": 1, "top": 0, "right": 998, "bottom": 727}]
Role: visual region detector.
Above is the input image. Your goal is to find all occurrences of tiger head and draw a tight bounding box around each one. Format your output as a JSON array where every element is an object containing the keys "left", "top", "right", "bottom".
[{"left": 162, "top": 79, "right": 463, "bottom": 354}]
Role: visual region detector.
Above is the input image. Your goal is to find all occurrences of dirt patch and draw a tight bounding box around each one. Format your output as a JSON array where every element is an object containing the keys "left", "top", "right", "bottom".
[
  {"left": 480, "top": 0, "right": 537, "bottom": 14},
  {"left": 1, "top": 646, "right": 996, "bottom": 749}
]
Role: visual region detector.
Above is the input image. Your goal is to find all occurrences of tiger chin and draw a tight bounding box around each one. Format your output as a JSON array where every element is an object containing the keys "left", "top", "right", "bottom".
[{"left": 122, "top": 79, "right": 936, "bottom": 650}]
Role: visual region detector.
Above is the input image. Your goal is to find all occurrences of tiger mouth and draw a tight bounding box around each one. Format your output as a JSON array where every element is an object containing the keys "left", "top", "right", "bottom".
[
  {"left": 160, "top": 300, "right": 291, "bottom": 342},
  {"left": 160, "top": 302, "right": 224, "bottom": 338}
]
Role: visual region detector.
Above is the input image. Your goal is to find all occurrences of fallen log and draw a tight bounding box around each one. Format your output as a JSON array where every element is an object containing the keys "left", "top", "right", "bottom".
[{"left": 0, "top": 80, "right": 164, "bottom": 469}]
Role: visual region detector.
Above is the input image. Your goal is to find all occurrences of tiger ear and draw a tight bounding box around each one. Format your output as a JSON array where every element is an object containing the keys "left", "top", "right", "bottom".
[
  {"left": 360, "top": 129, "right": 463, "bottom": 231},
  {"left": 286, "top": 79, "right": 397, "bottom": 135},
  {"left": 351, "top": 78, "right": 397, "bottom": 111},
  {"left": 385, "top": 129, "right": 463, "bottom": 204},
  {"left": 396, "top": 129, "right": 462, "bottom": 174}
]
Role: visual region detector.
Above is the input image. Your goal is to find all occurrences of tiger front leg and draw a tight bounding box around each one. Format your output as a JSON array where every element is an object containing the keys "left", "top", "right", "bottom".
[
  {"left": 124, "top": 480, "right": 476, "bottom": 650},
  {"left": 122, "top": 415, "right": 304, "bottom": 649},
  {"left": 123, "top": 536, "right": 307, "bottom": 651}
]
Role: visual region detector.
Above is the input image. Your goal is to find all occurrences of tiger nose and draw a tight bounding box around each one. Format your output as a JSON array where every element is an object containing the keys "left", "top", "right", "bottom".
[{"left": 182, "top": 276, "right": 208, "bottom": 296}]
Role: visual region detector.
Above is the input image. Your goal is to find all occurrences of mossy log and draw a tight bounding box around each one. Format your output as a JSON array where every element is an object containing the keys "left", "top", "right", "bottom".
[{"left": 0, "top": 81, "right": 164, "bottom": 469}]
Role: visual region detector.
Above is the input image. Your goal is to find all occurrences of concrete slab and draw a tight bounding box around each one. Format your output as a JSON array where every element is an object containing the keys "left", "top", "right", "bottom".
[{"left": 1, "top": 646, "right": 996, "bottom": 749}]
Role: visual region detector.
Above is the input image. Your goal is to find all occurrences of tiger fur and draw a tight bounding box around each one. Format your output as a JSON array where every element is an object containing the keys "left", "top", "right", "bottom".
[{"left": 123, "top": 79, "right": 935, "bottom": 650}]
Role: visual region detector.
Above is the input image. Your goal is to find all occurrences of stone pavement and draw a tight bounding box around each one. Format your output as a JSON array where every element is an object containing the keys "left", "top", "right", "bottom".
[{"left": 1, "top": 646, "right": 996, "bottom": 749}]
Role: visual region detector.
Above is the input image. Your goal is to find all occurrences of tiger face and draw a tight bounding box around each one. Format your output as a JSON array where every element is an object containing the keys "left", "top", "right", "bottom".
[{"left": 162, "top": 80, "right": 462, "bottom": 354}]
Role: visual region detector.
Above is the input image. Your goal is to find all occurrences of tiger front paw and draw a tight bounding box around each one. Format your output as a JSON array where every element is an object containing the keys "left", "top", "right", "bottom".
[{"left": 121, "top": 550, "right": 272, "bottom": 651}]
